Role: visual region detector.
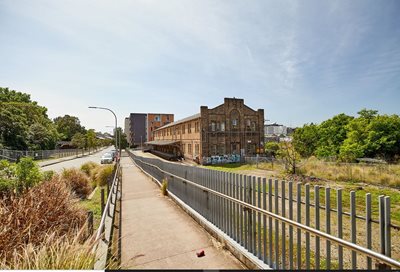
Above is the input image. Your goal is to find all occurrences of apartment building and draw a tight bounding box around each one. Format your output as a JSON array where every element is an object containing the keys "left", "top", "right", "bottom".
[
  {"left": 150, "top": 98, "right": 264, "bottom": 164},
  {"left": 124, "top": 113, "right": 174, "bottom": 147}
]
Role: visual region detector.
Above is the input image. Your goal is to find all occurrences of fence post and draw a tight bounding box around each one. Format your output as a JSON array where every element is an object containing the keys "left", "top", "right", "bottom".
[
  {"left": 87, "top": 211, "right": 94, "bottom": 237},
  {"left": 101, "top": 188, "right": 105, "bottom": 216}
]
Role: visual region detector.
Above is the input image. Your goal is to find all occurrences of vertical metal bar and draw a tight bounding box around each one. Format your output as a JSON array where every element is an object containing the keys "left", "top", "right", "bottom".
[
  {"left": 366, "top": 193, "right": 372, "bottom": 269},
  {"left": 248, "top": 176, "right": 253, "bottom": 252},
  {"left": 233, "top": 173, "right": 237, "bottom": 242},
  {"left": 230, "top": 172, "right": 233, "bottom": 239},
  {"left": 337, "top": 188, "right": 343, "bottom": 269},
  {"left": 236, "top": 174, "right": 240, "bottom": 243},
  {"left": 281, "top": 180, "right": 286, "bottom": 269},
  {"left": 326, "top": 187, "right": 331, "bottom": 269},
  {"left": 296, "top": 183, "right": 302, "bottom": 269},
  {"left": 258, "top": 177, "right": 262, "bottom": 260},
  {"left": 269, "top": 179, "right": 273, "bottom": 266},
  {"left": 288, "top": 181, "right": 293, "bottom": 270},
  {"left": 274, "top": 179, "right": 279, "bottom": 269},
  {"left": 263, "top": 178, "right": 267, "bottom": 264},
  {"left": 315, "top": 185, "right": 320, "bottom": 270},
  {"left": 384, "top": 196, "right": 391, "bottom": 258},
  {"left": 244, "top": 175, "right": 248, "bottom": 250},
  {"left": 305, "top": 184, "right": 310, "bottom": 270},
  {"left": 224, "top": 172, "right": 228, "bottom": 233},
  {"left": 379, "top": 195, "right": 385, "bottom": 255},
  {"left": 253, "top": 176, "right": 257, "bottom": 256},
  {"left": 350, "top": 191, "right": 357, "bottom": 269},
  {"left": 240, "top": 174, "right": 244, "bottom": 247}
]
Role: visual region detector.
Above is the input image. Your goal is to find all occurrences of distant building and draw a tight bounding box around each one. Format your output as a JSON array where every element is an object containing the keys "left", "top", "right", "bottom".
[
  {"left": 124, "top": 113, "right": 174, "bottom": 147},
  {"left": 150, "top": 98, "right": 264, "bottom": 164},
  {"left": 264, "top": 123, "right": 288, "bottom": 136}
]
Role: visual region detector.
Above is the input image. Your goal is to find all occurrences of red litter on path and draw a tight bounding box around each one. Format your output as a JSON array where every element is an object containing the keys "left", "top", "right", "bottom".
[{"left": 196, "top": 250, "right": 205, "bottom": 257}]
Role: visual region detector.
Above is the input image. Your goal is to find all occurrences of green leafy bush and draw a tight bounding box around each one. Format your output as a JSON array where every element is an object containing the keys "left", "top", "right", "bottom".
[
  {"left": 15, "top": 157, "right": 43, "bottom": 193},
  {"left": 42, "top": 170, "right": 56, "bottom": 181}
]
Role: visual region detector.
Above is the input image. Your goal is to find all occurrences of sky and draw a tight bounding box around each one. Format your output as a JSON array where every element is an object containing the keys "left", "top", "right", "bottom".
[{"left": 1, "top": 0, "right": 400, "bottom": 133}]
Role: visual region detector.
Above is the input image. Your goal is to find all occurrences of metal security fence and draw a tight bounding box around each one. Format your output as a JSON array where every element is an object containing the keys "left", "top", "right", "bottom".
[
  {"left": 0, "top": 148, "right": 84, "bottom": 162},
  {"left": 127, "top": 151, "right": 400, "bottom": 270}
]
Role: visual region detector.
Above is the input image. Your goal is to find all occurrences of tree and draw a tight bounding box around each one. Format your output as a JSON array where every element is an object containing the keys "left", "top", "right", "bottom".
[
  {"left": 265, "top": 142, "right": 280, "bottom": 157},
  {"left": 54, "top": 115, "right": 86, "bottom": 141},
  {"left": 116, "top": 127, "right": 129, "bottom": 149},
  {"left": 292, "top": 123, "right": 319, "bottom": 157},
  {"left": 71, "top": 132, "right": 87, "bottom": 150},
  {"left": 277, "top": 141, "right": 301, "bottom": 174},
  {"left": 315, "top": 113, "right": 353, "bottom": 159},
  {"left": 86, "top": 129, "right": 96, "bottom": 152},
  {"left": 0, "top": 87, "right": 59, "bottom": 150}
]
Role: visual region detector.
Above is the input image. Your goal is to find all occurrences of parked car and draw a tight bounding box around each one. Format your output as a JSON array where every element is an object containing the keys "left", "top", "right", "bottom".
[{"left": 101, "top": 153, "right": 113, "bottom": 164}]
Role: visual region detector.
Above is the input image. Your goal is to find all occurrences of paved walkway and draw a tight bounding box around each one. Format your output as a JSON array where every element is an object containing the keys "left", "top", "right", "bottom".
[{"left": 120, "top": 156, "right": 246, "bottom": 269}]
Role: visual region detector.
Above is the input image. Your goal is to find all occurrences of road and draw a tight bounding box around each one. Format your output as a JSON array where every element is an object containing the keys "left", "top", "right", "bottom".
[{"left": 41, "top": 147, "right": 115, "bottom": 172}]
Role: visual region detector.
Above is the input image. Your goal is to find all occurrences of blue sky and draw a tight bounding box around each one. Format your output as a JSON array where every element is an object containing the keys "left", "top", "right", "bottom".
[{"left": 1, "top": 0, "right": 399, "bottom": 133}]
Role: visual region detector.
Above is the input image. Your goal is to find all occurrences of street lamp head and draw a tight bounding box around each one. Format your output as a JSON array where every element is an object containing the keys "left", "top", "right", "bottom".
[{"left": 88, "top": 106, "right": 98, "bottom": 109}]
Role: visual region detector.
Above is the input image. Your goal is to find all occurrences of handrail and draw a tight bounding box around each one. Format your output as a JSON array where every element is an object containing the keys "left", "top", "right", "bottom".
[
  {"left": 131, "top": 154, "right": 400, "bottom": 269},
  {"left": 95, "top": 163, "right": 120, "bottom": 241}
]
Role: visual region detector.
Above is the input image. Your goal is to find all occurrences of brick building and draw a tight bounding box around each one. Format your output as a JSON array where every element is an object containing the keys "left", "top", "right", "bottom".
[
  {"left": 150, "top": 98, "right": 264, "bottom": 164},
  {"left": 125, "top": 113, "right": 174, "bottom": 147}
]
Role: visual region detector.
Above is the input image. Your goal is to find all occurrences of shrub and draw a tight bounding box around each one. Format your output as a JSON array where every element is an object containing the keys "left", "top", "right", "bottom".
[
  {"left": 0, "top": 232, "right": 96, "bottom": 269},
  {"left": 80, "top": 162, "right": 99, "bottom": 177},
  {"left": 161, "top": 179, "right": 168, "bottom": 196},
  {"left": 15, "top": 157, "right": 43, "bottom": 193},
  {"left": 0, "top": 179, "right": 86, "bottom": 261},
  {"left": 61, "top": 168, "right": 92, "bottom": 199},
  {"left": 0, "top": 160, "right": 16, "bottom": 194},
  {"left": 42, "top": 170, "right": 55, "bottom": 181},
  {"left": 95, "top": 165, "right": 114, "bottom": 187}
]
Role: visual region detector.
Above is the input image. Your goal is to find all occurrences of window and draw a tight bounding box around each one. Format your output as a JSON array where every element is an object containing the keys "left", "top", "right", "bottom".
[
  {"left": 182, "top": 143, "right": 186, "bottom": 153},
  {"left": 246, "top": 119, "right": 251, "bottom": 130},
  {"left": 154, "top": 115, "right": 160, "bottom": 122},
  {"left": 251, "top": 121, "right": 256, "bottom": 131},
  {"left": 219, "top": 145, "right": 225, "bottom": 155},
  {"left": 195, "top": 144, "right": 199, "bottom": 155},
  {"left": 232, "top": 119, "right": 238, "bottom": 126},
  {"left": 195, "top": 121, "right": 199, "bottom": 132},
  {"left": 182, "top": 124, "right": 185, "bottom": 134},
  {"left": 231, "top": 109, "right": 240, "bottom": 129},
  {"left": 211, "top": 145, "right": 217, "bottom": 155},
  {"left": 188, "top": 123, "right": 192, "bottom": 133},
  {"left": 188, "top": 144, "right": 192, "bottom": 155},
  {"left": 211, "top": 122, "right": 216, "bottom": 132},
  {"left": 221, "top": 122, "right": 225, "bottom": 131}
]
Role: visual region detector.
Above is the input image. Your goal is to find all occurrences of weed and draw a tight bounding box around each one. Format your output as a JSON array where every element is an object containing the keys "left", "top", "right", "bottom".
[{"left": 161, "top": 179, "right": 168, "bottom": 196}]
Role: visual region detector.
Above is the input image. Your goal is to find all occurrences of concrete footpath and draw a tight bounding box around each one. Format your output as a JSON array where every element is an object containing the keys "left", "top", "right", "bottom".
[{"left": 120, "top": 156, "right": 246, "bottom": 269}]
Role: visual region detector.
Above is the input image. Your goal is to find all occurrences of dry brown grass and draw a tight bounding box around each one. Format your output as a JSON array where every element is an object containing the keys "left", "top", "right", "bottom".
[
  {"left": 0, "top": 179, "right": 86, "bottom": 262},
  {"left": 0, "top": 230, "right": 96, "bottom": 269},
  {"left": 299, "top": 157, "right": 400, "bottom": 188},
  {"left": 61, "top": 168, "right": 92, "bottom": 199},
  {"left": 94, "top": 165, "right": 114, "bottom": 187}
]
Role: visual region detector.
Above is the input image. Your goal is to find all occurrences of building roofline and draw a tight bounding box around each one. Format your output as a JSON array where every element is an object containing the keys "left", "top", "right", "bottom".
[{"left": 154, "top": 113, "right": 201, "bottom": 131}]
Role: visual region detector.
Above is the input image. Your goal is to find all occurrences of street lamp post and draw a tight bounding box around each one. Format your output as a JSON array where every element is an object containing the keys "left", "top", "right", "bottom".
[{"left": 88, "top": 106, "right": 119, "bottom": 154}]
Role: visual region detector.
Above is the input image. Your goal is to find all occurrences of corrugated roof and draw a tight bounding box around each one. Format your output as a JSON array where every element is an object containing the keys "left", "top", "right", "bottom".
[
  {"left": 154, "top": 113, "right": 201, "bottom": 131},
  {"left": 145, "top": 140, "right": 180, "bottom": 146}
]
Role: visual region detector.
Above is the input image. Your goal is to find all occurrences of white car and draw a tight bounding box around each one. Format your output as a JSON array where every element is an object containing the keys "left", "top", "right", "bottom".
[{"left": 101, "top": 153, "right": 113, "bottom": 164}]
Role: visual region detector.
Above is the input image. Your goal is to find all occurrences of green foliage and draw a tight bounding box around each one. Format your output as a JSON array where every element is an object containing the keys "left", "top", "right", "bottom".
[
  {"left": 0, "top": 160, "right": 16, "bottom": 193},
  {"left": 54, "top": 115, "right": 86, "bottom": 141},
  {"left": 293, "top": 109, "right": 400, "bottom": 162},
  {"left": 277, "top": 141, "right": 300, "bottom": 174},
  {"left": 0, "top": 87, "right": 60, "bottom": 150},
  {"left": 42, "top": 170, "right": 56, "bottom": 181},
  {"left": 116, "top": 127, "right": 129, "bottom": 149},
  {"left": 15, "top": 157, "right": 43, "bottom": 193},
  {"left": 86, "top": 129, "right": 96, "bottom": 151},
  {"left": 292, "top": 123, "right": 319, "bottom": 157},
  {"left": 71, "top": 132, "right": 87, "bottom": 149},
  {"left": 264, "top": 141, "right": 280, "bottom": 157}
]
